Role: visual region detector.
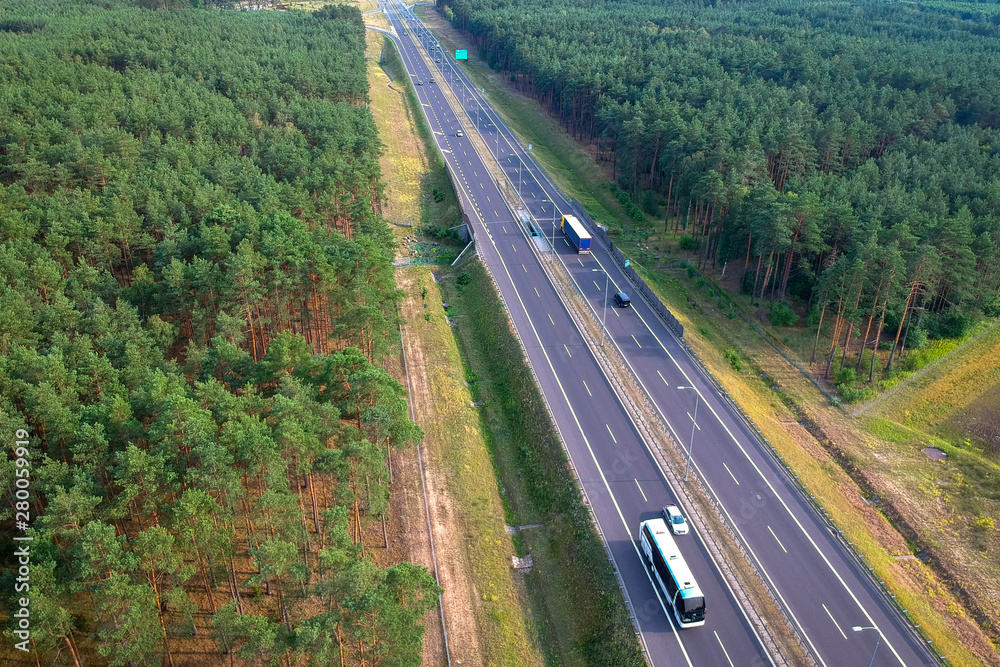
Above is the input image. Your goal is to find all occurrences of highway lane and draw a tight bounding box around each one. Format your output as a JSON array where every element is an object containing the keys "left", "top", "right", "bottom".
[
  {"left": 385, "top": 7, "right": 940, "bottom": 665},
  {"left": 374, "top": 4, "right": 773, "bottom": 665}
]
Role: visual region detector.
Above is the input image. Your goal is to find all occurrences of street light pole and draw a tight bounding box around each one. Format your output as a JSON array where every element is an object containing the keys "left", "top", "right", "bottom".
[
  {"left": 681, "top": 390, "right": 700, "bottom": 481},
  {"left": 548, "top": 201, "right": 556, "bottom": 251},
  {"left": 592, "top": 269, "right": 609, "bottom": 347},
  {"left": 852, "top": 626, "right": 881, "bottom": 667}
]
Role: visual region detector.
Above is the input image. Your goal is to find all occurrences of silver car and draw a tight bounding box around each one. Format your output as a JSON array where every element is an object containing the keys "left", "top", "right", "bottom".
[{"left": 662, "top": 504, "right": 689, "bottom": 535}]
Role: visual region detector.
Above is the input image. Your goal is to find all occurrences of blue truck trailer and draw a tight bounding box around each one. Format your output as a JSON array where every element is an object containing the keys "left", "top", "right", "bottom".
[{"left": 561, "top": 214, "right": 592, "bottom": 253}]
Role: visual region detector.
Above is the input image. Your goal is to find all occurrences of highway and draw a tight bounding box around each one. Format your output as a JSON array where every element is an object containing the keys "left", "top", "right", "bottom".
[{"left": 372, "top": 3, "right": 938, "bottom": 665}]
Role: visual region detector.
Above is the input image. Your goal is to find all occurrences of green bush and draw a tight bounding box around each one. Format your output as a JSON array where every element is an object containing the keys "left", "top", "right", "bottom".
[
  {"left": 837, "top": 383, "right": 877, "bottom": 402},
  {"left": 717, "top": 297, "right": 728, "bottom": 310},
  {"left": 686, "top": 265, "right": 697, "bottom": 279},
  {"left": 638, "top": 189, "right": 660, "bottom": 216},
  {"left": 834, "top": 366, "right": 857, "bottom": 385},
  {"left": 678, "top": 235, "right": 700, "bottom": 251},
  {"left": 905, "top": 325, "right": 928, "bottom": 350},
  {"left": 724, "top": 348, "right": 742, "bottom": 372},
  {"left": 925, "top": 309, "right": 979, "bottom": 339},
  {"left": 805, "top": 305, "right": 821, "bottom": 327},
  {"left": 768, "top": 302, "right": 799, "bottom": 327},
  {"left": 457, "top": 272, "right": 472, "bottom": 286},
  {"left": 696, "top": 277, "right": 706, "bottom": 288}
]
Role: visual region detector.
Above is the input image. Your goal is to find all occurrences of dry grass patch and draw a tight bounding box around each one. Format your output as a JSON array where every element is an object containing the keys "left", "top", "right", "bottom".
[
  {"left": 366, "top": 32, "right": 426, "bottom": 234},
  {"left": 363, "top": 11, "right": 389, "bottom": 31},
  {"left": 875, "top": 322, "right": 1000, "bottom": 433},
  {"left": 285, "top": 0, "right": 378, "bottom": 11}
]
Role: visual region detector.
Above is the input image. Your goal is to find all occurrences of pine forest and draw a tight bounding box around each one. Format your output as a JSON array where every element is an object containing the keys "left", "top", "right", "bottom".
[
  {"left": 441, "top": 0, "right": 1000, "bottom": 390},
  {"left": 0, "top": 2, "right": 439, "bottom": 665}
]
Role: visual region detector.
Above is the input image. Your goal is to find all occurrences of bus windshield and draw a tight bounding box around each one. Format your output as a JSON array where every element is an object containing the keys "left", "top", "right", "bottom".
[{"left": 682, "top": 596, "right": 705, "bottom": 614}]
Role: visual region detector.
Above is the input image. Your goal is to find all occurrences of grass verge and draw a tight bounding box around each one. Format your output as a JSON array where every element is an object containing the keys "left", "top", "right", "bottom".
[
  {"left": 440, "top": 261, "right": 645, "bottom": 667},
  {"left": 375, "top": 34, "right": 464, "bottom": 244},
  {"left": 397, "top": 267, "right": 544, "bottom": 665}
]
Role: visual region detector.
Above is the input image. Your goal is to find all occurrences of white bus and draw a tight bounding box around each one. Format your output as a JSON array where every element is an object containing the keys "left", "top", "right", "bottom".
[{"left": 639, "top": 518, "right": 706, "bottom": 627}]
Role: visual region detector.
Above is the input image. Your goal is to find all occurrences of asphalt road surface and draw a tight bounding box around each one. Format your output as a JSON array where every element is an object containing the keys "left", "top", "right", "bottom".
[{"left": 370, "top": 4, "right": 939, "bottom": 665}]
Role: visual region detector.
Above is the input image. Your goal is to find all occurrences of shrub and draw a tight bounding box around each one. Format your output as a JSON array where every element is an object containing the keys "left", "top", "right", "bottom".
[
  {"left": 457, "top": 272, "right": 472, "bottom": 286},
  {"left": 834, "top": 366, "right": 857, "bottom": 385},
  {"left": 837, "top": 383, "right": 877, "bottom": 402},
  {"left": 717, "top": 297, "right": 728, "bottom": 310},
  {"left": 686, "top": 265, "right": 697, "bottom": 279},
  {"left": 768, "top": 302, "right": 799, "bottom": 327},
  {"left": 695, "top": 277, "right": 706, "bottom": 289},
  {"left": 707, "top": 289, "right": 715, "bottom": 297},
  {"left": 628, "top": 203, "right": 645, "bottom": 222},
  {"left": 678, "top": 235, "right": 700, "bottom": 251},
  {"left": 805, "top": 305, "right": 821, "bottom": 327},
  {"left": 638, "top": 189, "right": 660, "bottom": 215},
  {"left": 925, "top": 309, "right": 980, "bottom": 339},
  {"left": 905, "top": 325, "right": 928, "bottom": 350},
  {"left": 724, "top": 348, "right": 742, "bottom": 372}
]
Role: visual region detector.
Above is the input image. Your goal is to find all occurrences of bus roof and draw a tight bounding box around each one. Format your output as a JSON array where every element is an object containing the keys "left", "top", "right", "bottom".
[{"left": 641, "top": 519, "right": 704, "bottom": 598}]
